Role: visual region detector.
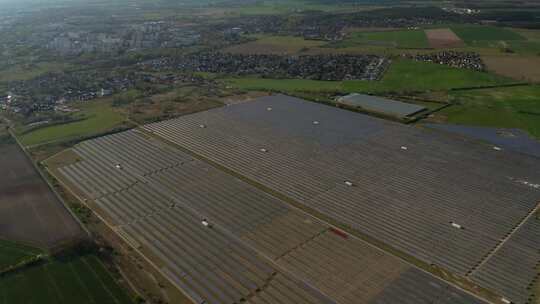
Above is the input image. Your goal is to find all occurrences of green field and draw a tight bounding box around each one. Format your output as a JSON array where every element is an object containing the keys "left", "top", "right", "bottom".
[
  {"left": 221, "top": 0, "right": 373, "bottom": 15},
  {"left": 0, "top": 240, "right": 42, "bottom": 271},
  {"left": 0, "top": 254, "right": 133, "bottom": 304},
  {"left": 468, "top": 39, "right": 540, "bottom": 54},
  {"left": 226, "top": 78, "right": 343, "bottom": 92},
  {"left": 226, "top": 60, "right": 511, "bottom": 94},
  {"left": 338, "top": 30, "right": 429, "bottom": 49},
  {"left": 506, "top": 40, "right": 540, "bottom": 54},
  {"left": 451, "top": 25, "right": 525, "bottom": 43},
  {"left": 0, "top": 62, "right": 75, "bottom": 83},
  {"left": 226, "top": 35, "right": 327, "bottom": 54},
  {"left": 442, "top": 85, "right": 540, "bottom": 138},
  {"left": 19, "top": 100, "right": 128, "bottom": 147},
  {"left": 345, "top": 60, "right": 510, "bottom": 93}
]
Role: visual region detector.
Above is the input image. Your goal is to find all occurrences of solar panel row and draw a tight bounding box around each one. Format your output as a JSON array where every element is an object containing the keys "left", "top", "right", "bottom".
[
  {"left": 59, "top": 131, "right": 334, "bottom": 304},
  {"left": 57, "top": 129, "right": 488, "bottom": 304},
  {"left": 143, "top": 95, "right": 540, "bottom": 303},
  {"left": 471, "top": 213, "right": 540, "bottom": 304}
]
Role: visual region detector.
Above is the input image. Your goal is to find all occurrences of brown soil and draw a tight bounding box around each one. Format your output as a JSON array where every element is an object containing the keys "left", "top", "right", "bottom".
[
  {"left": 218, "top": 91, "right": 270, "bottom": 105},
  {"left": 344, "top": 27, "right": 401, "bottom": 33},
  {"left": 224, "top": 38, "right": 326, "bottom": 55},
  {"left": 483, "top": 55, "right": 540, "bottom": 83},
  {"left": 125, "top": 97, "right": 222, "bottom": 125},
  {"left": 425, "top": 29, "right": 465, "bottom": 49},
  {"left": 0, "top": 142, "right": 84, "bottom": 249}
]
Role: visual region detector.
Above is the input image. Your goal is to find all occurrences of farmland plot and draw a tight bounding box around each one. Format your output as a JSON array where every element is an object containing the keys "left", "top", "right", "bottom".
[
  {"left": 0, "top": 254, "right": 133, "bottom": 304},
  {"left": 0, "top": 142, "right": 83, "bottom": 248},
  {"left": 425, "top": 28, "right": 464, "bottom": 49}
]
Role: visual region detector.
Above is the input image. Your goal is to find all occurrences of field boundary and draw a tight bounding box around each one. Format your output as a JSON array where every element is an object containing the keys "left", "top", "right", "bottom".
[
  {"left": 0, "top": 236, "right": 47, "bottom": 254},
  {"left": 23, "top": 124, "right": 135, "bottom": 150},
  {"left": 449, "top": 82, "right": 530, "bottom": 92}
]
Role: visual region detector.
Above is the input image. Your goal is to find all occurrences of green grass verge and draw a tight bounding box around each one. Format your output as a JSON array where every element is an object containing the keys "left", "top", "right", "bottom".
[
  {"left": 225, "top": 60, "right": 511, "bottom": 94},
  {"left": 0, "top": 240, "right": 42, "bottom": 271},
  {"left": 442, "top": 85, "right": 540, "bottom": 139},
  {"left": 451, "top": 25, "right": 525, "bottom": 43},
  {"left": 338, "top": 30, "right": 429, "bottom": 49},
  {"left": 0, "top": 254, "right": 133, "bottom": 304},
  {"left": 19, "top": 100, "right": 127, "bottom": 147}
]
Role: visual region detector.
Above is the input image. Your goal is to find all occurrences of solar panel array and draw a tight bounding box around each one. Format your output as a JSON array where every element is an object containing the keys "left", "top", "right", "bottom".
[
  {"left": 337, "top": 93, "right": 426, "bottom": 118},
  {"left": 57, "top": 129, "right": 487, "bottom": 304},
  {"left": 143, "top": 94, "right": 540, "bottom": 303},
  {"left": 370, "top": 268, "right": 488, "bottom": 304},
  {"left": 470, "top": 213, "right": 540, "bottom": 304},
  {"left": 59, "top": 131, "right": 333, "bottom": 304}
]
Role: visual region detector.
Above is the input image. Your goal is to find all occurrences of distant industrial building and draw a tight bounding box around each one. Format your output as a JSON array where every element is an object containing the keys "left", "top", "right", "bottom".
[{"left": 337, "top": 93, "right": 426, "bottom": 118}]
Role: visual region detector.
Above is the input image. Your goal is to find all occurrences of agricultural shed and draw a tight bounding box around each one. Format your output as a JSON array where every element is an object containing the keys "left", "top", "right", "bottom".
[{"left": 337, "top": 93, "right": 426, "bottom": 118}]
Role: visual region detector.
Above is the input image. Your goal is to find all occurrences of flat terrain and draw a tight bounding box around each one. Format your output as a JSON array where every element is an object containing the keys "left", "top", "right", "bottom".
[
  {"left": 124, "top": 89, "right": 223, "bottom": 124},
  {"left": 511, "top": 28, "right": 540, "bottom": 54},
  {"left": 0, "top": 62, "right": 74, "bottom": 83},
  {"left": 226, "top": 59, "right": 511, "bottom": 94},
  {"left": 0, "top": 254, "right": 133, "bottom": 304},
  {"left": 1, "top": 2, "right": 539, "bottom": 303},
  {"left": 441, "top": 85, "right": 540, "bottom": 139},
  {"left": 0, "top": 240, "right": 42, "bottom": 271},
  {"left": 483, "top": 55, "right": 540, "bottom": 82},
  {"left": 19, "top": 100, "right": 129, "bottom": 147},
  {"left": 425, "top": 28, "right": 464, "bottom": 49},
  {"left": 451, "top": 25, "right": 526, "bottom": 44},
  {"left": 343, "top": 59, "right": 510, "bottom": 93},
  {"left": 338, "top": 30, "right": 429, "bottom": 49},
  {"left": 53, "top": 129, "right": 489, "bottom": 304},
  {"left": 225, "top": 35, "right": 326, "bottom": 55},
  {"left": 424, "top": 123, "right": 540, "bottom": 158},
  {"left": 216, "top": 0, "right": 378, "bottom": 15},
  {"left": 0, "top": 142, "right": 83, "bottom": 248},
  {"left": 143, "top": 95, "right": 540, "bottom": 304},
  {"left": 470, "top": 210, "right": 540, "bottom": 304}
]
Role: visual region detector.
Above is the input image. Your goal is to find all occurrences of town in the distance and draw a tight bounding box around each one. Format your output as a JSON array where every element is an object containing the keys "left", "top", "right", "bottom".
[{"left": 0, "top": 1, "right": 539, "bottom": 304}]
